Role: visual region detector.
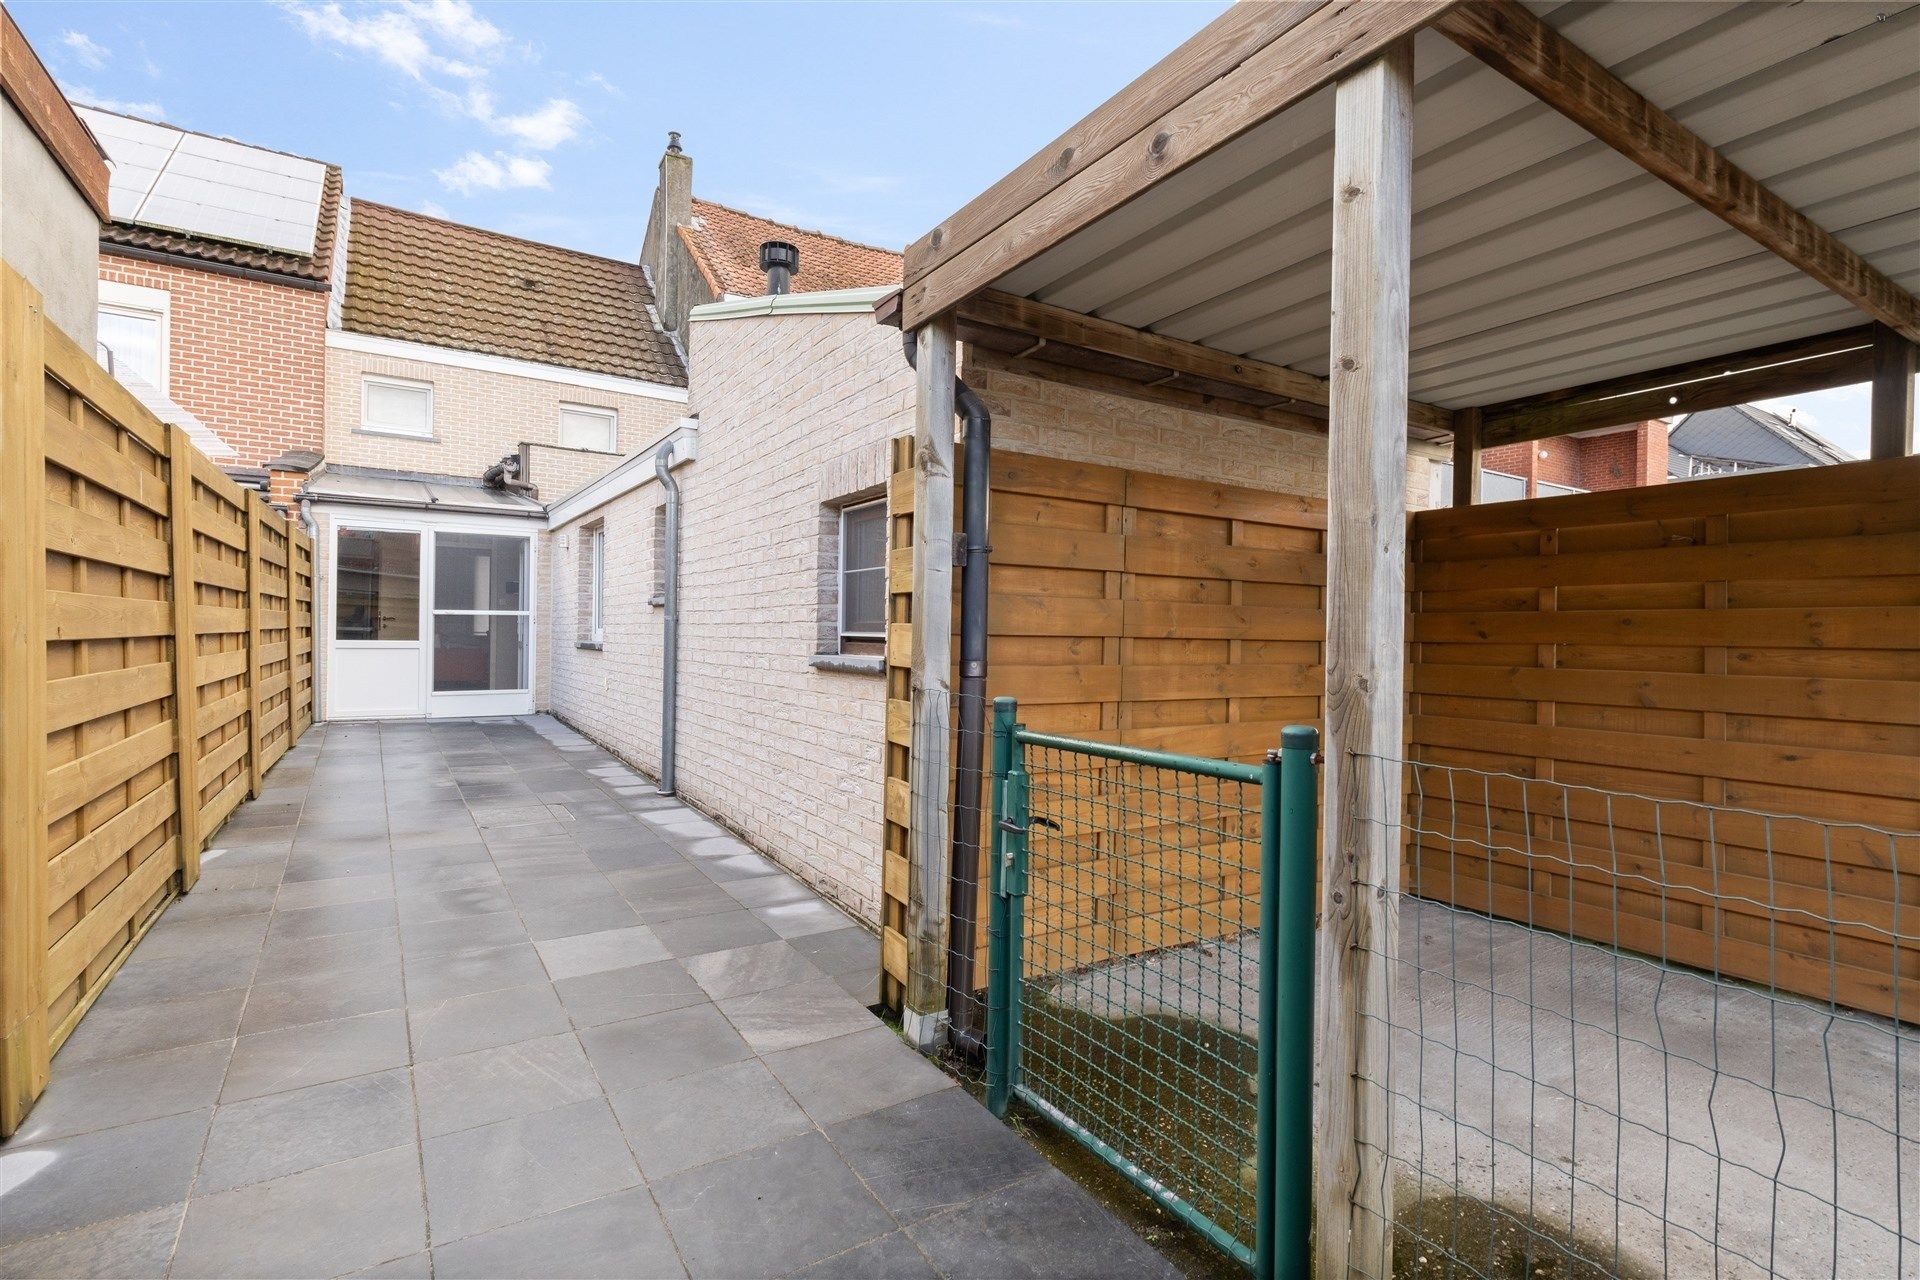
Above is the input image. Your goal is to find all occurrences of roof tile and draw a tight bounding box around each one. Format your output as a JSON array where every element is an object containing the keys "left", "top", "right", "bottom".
[{"left": 685, "top": 199, "right": 900, "bottom": 297}]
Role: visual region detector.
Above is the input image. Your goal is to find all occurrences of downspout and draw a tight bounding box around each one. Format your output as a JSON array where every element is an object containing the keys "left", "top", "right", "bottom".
[
  {"left": 655, "top": 442, "right": 681, "bottom": 795},
  {"left": 902, "top": 329, "right": 992, "bottom": 1055}
]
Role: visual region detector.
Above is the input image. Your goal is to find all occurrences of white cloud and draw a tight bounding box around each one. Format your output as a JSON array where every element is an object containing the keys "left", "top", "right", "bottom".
[
  {"left": 491, "top": 98, "right": 583, "bottom": 150},
  {"left": 434, "top": 150, "right": 550, "bottom": 195},
  {"left": 418, "top": 199, "right": 449, "bottom": 219},
  {"left": 959, "top": 8, "right": 1027, "bottom": 29},
  {"left": 66, "top": 86, "right": 165, "bottom": 119},
  {"left": 62, "top": 31, "right": 110, "bottom": 71},
  {"left": 583, "top": 71, "right": 623, "bottom": 98}
]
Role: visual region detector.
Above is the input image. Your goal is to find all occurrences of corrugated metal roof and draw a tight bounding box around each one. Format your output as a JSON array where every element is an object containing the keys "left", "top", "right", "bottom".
[
  {"left": 303, "top": 467, "right": 545, "bottom": 516},
  {"left": 978, "top": 1, "right": 1920, "bottom": 412}
]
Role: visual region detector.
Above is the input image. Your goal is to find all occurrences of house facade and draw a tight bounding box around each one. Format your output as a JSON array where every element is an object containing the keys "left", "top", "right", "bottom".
[
  {"left": 1667, "top": 402, "right": 1853, "bottom": 478},
  {"left": 77, "top": 106, "right": 340, "bottom": 501},
  {"left": 1430, "top": 418, "right": 1668, "bottom": 505}
]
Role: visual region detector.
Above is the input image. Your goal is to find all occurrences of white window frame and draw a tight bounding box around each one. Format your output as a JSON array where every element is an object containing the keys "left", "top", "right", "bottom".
[
  {"left": 360, "top": 375, "right": 435, "bottom": 439},
  {"left": 837, "top": 498, "right": 886, "bottom": 643},
  {"left": 97, "top": 280, "right": 171, "bottom": 391},
  {"left": 558, "top": 403, "right": 619, "bottom": 453},
  {"left": 587, "top": 526, "right": 606, "bottom": 644}
]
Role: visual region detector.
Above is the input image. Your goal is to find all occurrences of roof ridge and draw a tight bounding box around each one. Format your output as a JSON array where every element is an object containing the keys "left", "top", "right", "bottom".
[
  {"left": 690, "top": 196, "right": 901, "bottom": 256},
  {"left": 74, "top": 102, "right": 338, "bottom": 169},
  {"left": 351, "top": 198, "right": 644, "bottom": 271}
]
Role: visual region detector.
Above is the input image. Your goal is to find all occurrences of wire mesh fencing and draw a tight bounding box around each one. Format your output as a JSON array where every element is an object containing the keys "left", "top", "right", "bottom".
[{"left": 1342, "top": 751, "right": 1919, "bottom": 1280}]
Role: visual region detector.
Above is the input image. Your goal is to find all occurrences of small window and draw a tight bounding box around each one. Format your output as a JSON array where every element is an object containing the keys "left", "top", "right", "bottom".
[
  {"left": 98, "top": 284, "right": 169, "bottom": 391},
  {"left": 362, "top": 376, "right": 433, "bottom": 438},
  {"left": 838, "top": 499, "right": 886, "bottom": 642},
  {"left": 586, "top": 526, "right": 606, "bottom": 643},
  {"left": 559, "top": 404, "right": 618, "bottom": 452}
]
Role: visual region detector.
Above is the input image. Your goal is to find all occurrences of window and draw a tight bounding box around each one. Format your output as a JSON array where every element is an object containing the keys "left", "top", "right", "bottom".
[
  {"left": 361, "top": 376, "right": 433, "bottom": 438},
  {"left": 559, "top": 404, "right": 618, "bottom": 452},
  {"left": 432, "top": 533, "right": 529, "bottom": 693},
  {"left": 583, "top": 525, "right": 606, "bottom": 645},
  {"left": 838, "top": 500, "right": 886, "bottom": 642},
  {"left": 97, "top": 282, "right": 170, "bottom": 390},
  {"left": 334, "top": 529, "right": 421, "bottom": 640}
]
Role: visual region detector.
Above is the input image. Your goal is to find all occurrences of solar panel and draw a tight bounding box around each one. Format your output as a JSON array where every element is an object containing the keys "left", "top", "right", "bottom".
[{"left": 77, "top": 106, "right": 327, "bottom": 257}]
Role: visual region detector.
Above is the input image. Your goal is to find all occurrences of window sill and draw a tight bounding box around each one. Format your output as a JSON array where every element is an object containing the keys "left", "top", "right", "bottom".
[
  {"left": 809, "top": 654, "right": 885, "bottom": 676},
  {"left": 355, "top": 426, "right": 437, "bottom": 442},
  {"left": 576, "top": 640, "right": 604, "bottom": 651}
]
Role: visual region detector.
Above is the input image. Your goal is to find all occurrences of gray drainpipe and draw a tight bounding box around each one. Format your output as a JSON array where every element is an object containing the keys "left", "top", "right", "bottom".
[
  {"left": 297, "top": 493, "right": 317, "bottom": 540},
  {"left": 655, "top": 442, "right": 682, "bottom": 795}
]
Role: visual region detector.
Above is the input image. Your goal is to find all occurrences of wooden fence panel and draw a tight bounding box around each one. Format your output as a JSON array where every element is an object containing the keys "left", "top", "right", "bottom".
[
  {"left": 0, "top": 265, "right": 314, "bottom": 1135},
  {"left": 1407, "top": 455, "right": 1920, "bottom": 1020}
]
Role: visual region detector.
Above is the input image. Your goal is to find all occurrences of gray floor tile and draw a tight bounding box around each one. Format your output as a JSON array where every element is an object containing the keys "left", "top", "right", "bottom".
[
  {"left": 554, "top": 960, "right": 707, "bottom": 1029},
  {"left": 254, "top": 926, "right": 402, "bottom": 986},
  {"left": 408, "top": 981, "right": 570, "bottom": 1062},
  {"left": 905, "top": 1168, "right": 1183, "bottom": 1280},
  {"left": 584, "top": 843, "right": 683, "bottom": 873},
  {"left": 790, "top": 926, "right": 880, "bottom": 977},
  {"left": 723, "top": 874, "right": 816, "bottom": 909},
  {"left": 400, "top": 910, "right": 530, "bottom": 957},
  {"left": 266, "top": 896, "right": 398, "bottom": 943},
  {"left": 608, "top": 1058, "right": 812, "bottom": 1180},
  {"left": 92, "top": 942, "right": 260, "bottom": 1007},
  {"left": 0, "top": 1202, "right": 186, "bottom": 1279},
  {"left": 413, "top": 1032, "right": 602, "bottom": 1138},
  {"left": 653, "top": 909, "right": 779, "bottom": 958},
  {"left": 402, "top": 941, "right": 549, "bottom": 1004},
  {"left": 682, "top": 939, "right": 827, "bottom": 1002},
  {"left": 765, "top": 1027, "right": 955, "bottom": 1126},
  {"left": 394, "top": 884, "right": 515, "bottom": 926},
  {"left": 755, "top": 899, "right": 859, "bottom": 940},
  {"left": 578, "top": 1003, "right": 752, "bottom": 1092},
  {"left": 238, "top": 959, "right": 406, "bottom": 1036},
  {"left": 344, "top": 1250, "right": 435, "bottom": 1277},
  {"left": 623, "top": 882, "right": 741, "bottom": 926},
  {"left": 717, "top": 977, "right": 879, "bottom": 1054},
  {"left": 535, "top": 924, "right": 669, "bottom": 980},
  {"left": 653, "top": 1132, "right": 895, "bottom": 1280},
  {"left": 166, "top": 885, "right": 280, "bottom": 922},
  {"left": 391, "top": 863, "right": 500, "bottom": 893},
  {"left": 172, "top": 1144, "right": 426, "bottom": 1280},
  {"left": 282, "top": 850, "right": 391, "bottom": 884},
  {"left": 788, "top": 1231, "right": 939, "bottom": 1280},
  {"left": 12, "top": 1039, "right": 229, "bottom": 1145},
  {"left": 519, "top": 895, "right": 644, "bottom": 942},
  {"left": 421, "top": 1098, "right": 640, "bottom": 1245},
  {"left": 826, "top": 1090, "right": 1049, "bottom": 1223},
  {"left": 430, "top": 1187, "right": 685, "bottom": 1280},
  {"left": 53, "top": 988, "right": 246, "bottom": 1067},
  {"left": 196, "top": 1068, "right": 416, "bottom": 1194},
  {"left": 222, "top": 1010, "right": 410, "bottom": 1102},
  {"left": 0, "top": 1108, "right": 209, "bottom": 1247},
  {"left": 274, "top": 873, "right": 394, "bottom": 911}
]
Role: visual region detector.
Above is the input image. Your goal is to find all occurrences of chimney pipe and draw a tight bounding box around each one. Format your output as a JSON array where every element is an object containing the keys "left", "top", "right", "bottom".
[{"left": 759, "top": 240, "right": 799, "bottom": 296}]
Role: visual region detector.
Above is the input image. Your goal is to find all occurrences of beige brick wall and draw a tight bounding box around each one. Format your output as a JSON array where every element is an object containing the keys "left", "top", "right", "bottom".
[
  {"left": 544, "top": 319, "right": 1442, "bottom": 927},
  {"left": 324, "top": 343, "right": 685, "bottom": 481}
]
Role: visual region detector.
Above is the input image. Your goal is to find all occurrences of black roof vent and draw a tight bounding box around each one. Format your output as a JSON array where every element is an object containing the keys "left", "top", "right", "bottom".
[{"left": 759, "top": 240, "right": 799, "bottom": 296}]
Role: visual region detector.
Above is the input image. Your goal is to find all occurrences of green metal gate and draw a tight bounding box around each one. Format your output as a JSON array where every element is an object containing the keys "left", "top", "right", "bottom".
[{"left": 984, "top": 696, "right": 1318, "bottom": 1279}]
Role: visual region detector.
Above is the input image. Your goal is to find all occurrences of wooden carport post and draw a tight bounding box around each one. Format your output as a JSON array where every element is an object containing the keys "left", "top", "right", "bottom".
[
  {"left": 904, "top": 313, "right": 957, "bottom": 1049},
  {"left": 1317, "top": 39, "right": 1414, "bottom": 1280}
]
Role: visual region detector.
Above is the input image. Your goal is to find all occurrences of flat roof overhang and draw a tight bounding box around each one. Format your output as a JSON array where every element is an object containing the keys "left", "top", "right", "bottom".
[{"left": 896, "top": 0, "right": 1920, "bottom": 445}]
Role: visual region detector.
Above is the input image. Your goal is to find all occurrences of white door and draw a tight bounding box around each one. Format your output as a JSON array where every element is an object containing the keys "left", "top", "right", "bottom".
[
  {"left": 427, "top": 531, "right": 534, "bottom": 717},
  {"left": 329, "top": 526, "right": 425, "bottom": 718}
]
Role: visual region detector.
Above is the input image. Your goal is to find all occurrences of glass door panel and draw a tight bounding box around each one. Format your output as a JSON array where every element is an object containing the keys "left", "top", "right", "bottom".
[{"left": 432, "top": 533, "right": 530, "bottom": 694}]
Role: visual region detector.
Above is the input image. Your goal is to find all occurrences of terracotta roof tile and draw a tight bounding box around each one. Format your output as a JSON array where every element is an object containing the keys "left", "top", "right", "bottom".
[
  {"left": 686, "top": 199, "right": 901, "bottom": 297},
  {"left": 100, "top": 163, "right": 343, "bottom": 284},
  {"left": 340, "top": 200, "right": 686, "bottom": 387}
]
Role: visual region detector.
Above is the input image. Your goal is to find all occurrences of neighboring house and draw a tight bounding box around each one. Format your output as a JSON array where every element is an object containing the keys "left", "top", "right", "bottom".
[
  {"left": 640, "top": 133, "right": 903, "bottom": 344},
  {"left": 305, "top": 200, "right": 689, "bottom": 722},
  {"left": 78, "top": 106, "right": 340, "bottom": 500},
  {"left": 1430, "top": 419, "right": 1667, "bottom": 506},
  {"left": 1, "top": 5, "right": 106, "bottom": 348},
  {"left": 1667, "top": 403, "right": 1852, "bottom": 479}
]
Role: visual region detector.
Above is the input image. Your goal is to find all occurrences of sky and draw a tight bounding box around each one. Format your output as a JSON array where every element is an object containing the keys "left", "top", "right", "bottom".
[{"left": 16, "top": 0, "right": 1893, "bottom": 457}]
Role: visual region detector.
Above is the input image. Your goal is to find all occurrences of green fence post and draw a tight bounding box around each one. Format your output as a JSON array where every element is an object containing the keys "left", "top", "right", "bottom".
[
  {"left": 1004, "top": 716, "right": 1030, "bottom": 1102},
  {"left": 1256, "top": 748, "right": 1283, "bottom": 1280},
  {"left": 1275, "top": 725, "right": 1319, "bottom": 1279},
  {"left": 986, "top": 697, "right": 1017, "bottom": 1118}
]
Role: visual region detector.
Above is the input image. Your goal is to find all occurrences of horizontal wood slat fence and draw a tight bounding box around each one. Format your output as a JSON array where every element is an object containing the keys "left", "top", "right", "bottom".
[
  {"left": 1407, "top": 454, "right": 1920, "bottom": 1020},
  {"left": 0, "top": 266, "right": 315, "bottom": 1135}
]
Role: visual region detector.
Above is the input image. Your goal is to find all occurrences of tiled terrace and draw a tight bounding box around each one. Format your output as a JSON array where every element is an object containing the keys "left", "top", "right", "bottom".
[{"left": 0, "top": 717, "right": 1178, "bottom": 1279}]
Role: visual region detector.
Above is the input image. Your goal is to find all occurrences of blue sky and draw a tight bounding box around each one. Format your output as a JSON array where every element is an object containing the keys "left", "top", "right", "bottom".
[{"left": 17, "top": 0, "right": 1890, "bottom": 455}]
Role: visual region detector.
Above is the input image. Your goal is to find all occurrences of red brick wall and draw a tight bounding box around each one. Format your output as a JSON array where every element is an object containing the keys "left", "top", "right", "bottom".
[
  {"left": 1480, "top": 422, "right": 1667, "bottom": 496},
  {"left": 99, "top": 252, "right": 327, "bottom": 471}
]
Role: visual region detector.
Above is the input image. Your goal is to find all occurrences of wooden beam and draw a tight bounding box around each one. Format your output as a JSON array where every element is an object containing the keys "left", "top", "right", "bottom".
[
  {"left": 906, "top": 2, "right": 1329, "bottom": 284},
  {"left": 904, "top": 313, "right": 957, "bottom": 1050},
  {"left": 1477, "top": 326, "right": 1875, "bottom": 448},
  {"left": 1436, "top": 0, "right": 1920, "bottom": 343},
  {"left": 1450, "top": 407, "right": 1482, "bottom": 506},
  {"left": 1316, "top": 40, "right": 1414, "bottom": 1280},
  {"left": 963, "top": 290, "right": 1455, "bottom": 435},
  {"left": 0, "top": 267, "right": 50, "bottom": 1137},
  {"left": 1870, "top": 323, "right": 1917, "bottom": 460},
  {"left": 900, "top": 0, "right": 1455, "bottom": 330},
  {"left": 971, "top": 345, "right": 1331, "bottom": 436}
]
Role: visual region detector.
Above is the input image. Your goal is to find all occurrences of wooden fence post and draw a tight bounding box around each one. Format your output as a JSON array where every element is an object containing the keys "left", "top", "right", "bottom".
[
  {"left": 1318, "top": 39, "right": 1415, "bottom": 1280},
  {"left": 245, "top": 492, "right": 265, "bottom": 797},
  {"left": 904, "top": 312, "right": 957, "bottom": 1049},
  {"left": 168, "top": 427, "right": 202, "bottom": 890},
  {"left": 0, "top": 269, "right": 50, "bottom": 1136}
]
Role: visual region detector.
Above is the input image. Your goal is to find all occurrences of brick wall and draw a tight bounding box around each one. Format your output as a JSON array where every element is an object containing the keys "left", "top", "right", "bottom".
[
  {"left": 1480, "top": 421, "right": 1667, "bottom": 497},
  {"left": 324, "top": 343, "right": 686, "bottom": 482},
  {"left": 544, "top": 313, "right": 1443, "bottom": 926},
  {"left": 100, "top": 252, "right": 326, "bottom": 469}
]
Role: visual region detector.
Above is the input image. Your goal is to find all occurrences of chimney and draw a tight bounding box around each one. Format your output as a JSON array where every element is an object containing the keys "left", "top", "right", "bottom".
[
  {"left": 759, "top": 241, "right": 799, "bottom": 296},
  {"left": 642, "top": 131, "right": 695, "bottom": 337}
]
